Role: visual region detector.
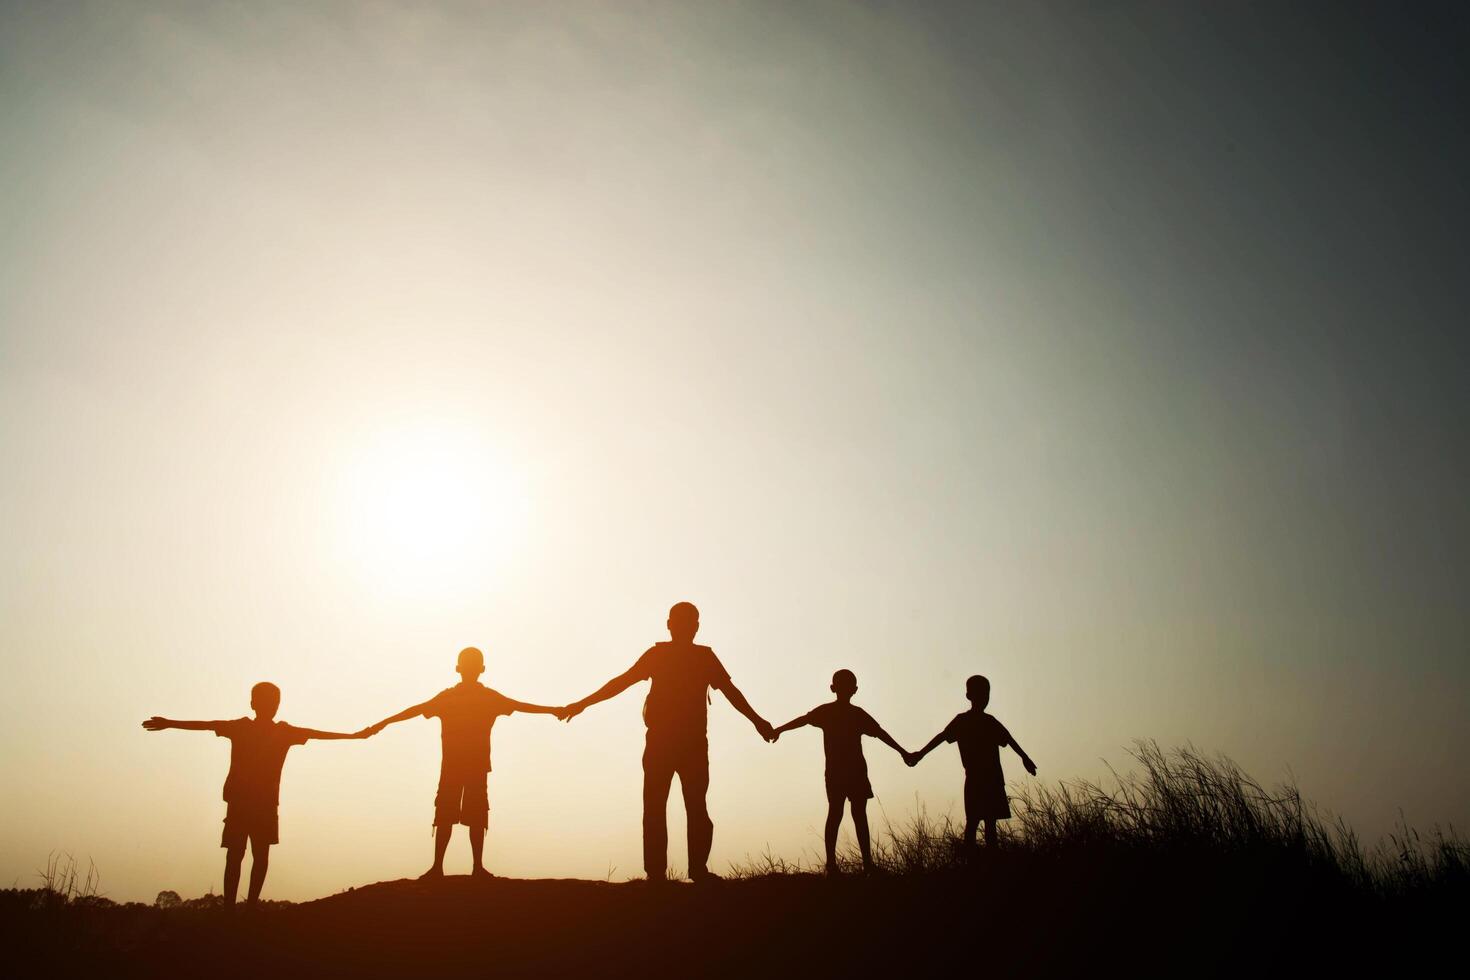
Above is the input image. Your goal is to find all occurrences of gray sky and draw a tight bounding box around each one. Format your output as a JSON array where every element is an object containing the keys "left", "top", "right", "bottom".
[{"left": 2, "top": 1, "right": 1467, "bottom": 900}]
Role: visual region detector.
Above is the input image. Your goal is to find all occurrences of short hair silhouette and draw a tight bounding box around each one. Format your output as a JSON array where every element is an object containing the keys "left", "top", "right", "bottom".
[
  {"left": 831, "top": 669, "right": 857, "bottom": 695},
  {"left": 667, "top": 602, "right": 699, "bottom": 642},
  {"left": 251, "top": 682, "right": 281, "bottom": 718},
  {"left": 457, "top": 647, "right": 485, "bottom": 675},
  {"left": 966, "top": 675, "right": 990, "bottom": 701}
]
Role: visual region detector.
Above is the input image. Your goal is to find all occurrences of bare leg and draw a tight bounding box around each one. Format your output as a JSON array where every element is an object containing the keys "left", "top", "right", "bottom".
[
  {"left": 469, "top": 826, "right": 487, "bottom": 874},
  {"left": 246, "top": 839, "right": 270, "bottom": 903},
  {"left": 223, "top": 843, "right": 246, "bottom": 905},
  {"left": 983, "top": 818, "right": 998, "bottom": 848},
  {"left": 852, "top": 799, "right": 874, "bottom": 871},
  {"left": 425, "top": 825, "right": 452, "bottom": 876},
  {"left": 963, "top": 793, "right": 980, "bottom": 846},
  {"left": 824, "top": 797, "right": 844, "bottom": 873}
]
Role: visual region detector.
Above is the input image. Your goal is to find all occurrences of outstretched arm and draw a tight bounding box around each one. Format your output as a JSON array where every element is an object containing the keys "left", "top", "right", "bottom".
[
  {"left": 503, "top": 698, "right": 563, "bottom": 717},
  {"left": 560, "top": 668, "right": 643, "bottom": 721},
  {"left": 870, "top": 724, "right": 914, "bottom": 764},
  {"left": 770, "top": 713, "right": 812, "bottom": 743},
  {"left": 142, "top": 717, "right": 227, "bottom": 733},
  {"left": 295, "top": 727, "right": 370, "bottom": 741},
  {"left": 366, "top": 701, "right": 432, "bottom": 735},
  {"left": 1009, "top": 737, "right": 1038, "bottom": 776},
  {"left": 716, "top": 679, "right": 774, "bottom": 741},
  {"left": 911, "top": 731, "right": 948, "bottom": 765}
]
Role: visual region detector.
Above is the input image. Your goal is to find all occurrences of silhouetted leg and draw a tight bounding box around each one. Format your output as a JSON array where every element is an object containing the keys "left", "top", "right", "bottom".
[
  {"left": 223, "top": 843, "right": 246, "bottom": 905},
  {"left": 642, "top": 742, "right": 675, "bottom": 880},
  {"left": 852, "top": 799, "right": 874, "bottom": 871},
  {"left": 246, "top": 838, "right": 270, "bottom": 903},
  {"left": 428, "top": 825, "right": 452, "bottom": 875},
  {"left": 465, "top": 775, "right": 490, "bottom": 875},
  {"left": 983, "top": 819, "right": 998, "bottom": 848},
  {"left": 963, "top": 774, "right": 980, "bottom": 846},
  {"left": 680, "top": 748, "right": 713, "bottom": 878},
  {"left": 824, "top": 797, "right": 844, "bottom": 873},
  {"left": 469, "top": 826, "right": 487, "bottom": 874}
]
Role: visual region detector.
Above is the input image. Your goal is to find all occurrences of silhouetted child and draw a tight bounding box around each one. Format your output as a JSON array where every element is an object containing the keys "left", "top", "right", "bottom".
[
  {"left": 142, "top": 682, "right": 369, "bottom": 904},
  {"left": 367, "top": 646, "right": 562, "bottom": 878},
  {"left": 911, "top": 674, "right": 1036, "bottom": 848},
  {"left": 772, "top": 669, "right": 913, "bottom": 875}
]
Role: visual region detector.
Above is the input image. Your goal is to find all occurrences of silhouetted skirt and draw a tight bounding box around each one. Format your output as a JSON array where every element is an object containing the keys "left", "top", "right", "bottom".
[{"left": 963, "top": 771, "right": 1010, "bottom": 821}]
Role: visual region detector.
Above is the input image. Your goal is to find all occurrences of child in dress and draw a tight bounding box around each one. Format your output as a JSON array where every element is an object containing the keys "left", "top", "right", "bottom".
[{"left": 912, "top": 675, "right": 1036, "bottom": 847}]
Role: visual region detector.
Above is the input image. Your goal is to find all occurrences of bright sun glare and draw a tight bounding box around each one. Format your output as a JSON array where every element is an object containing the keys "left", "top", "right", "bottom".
[{"left": 334, "top": 424, "right": 530, "bottom": 600}]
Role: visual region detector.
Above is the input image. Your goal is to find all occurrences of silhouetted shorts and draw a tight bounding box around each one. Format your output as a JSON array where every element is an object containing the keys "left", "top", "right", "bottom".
[
  {"left": 435, "top": 767, "right": 489, "bottom": 829},
  {"left": 964, "top": 772, "right": 1010, "bottom": 821},
  {"left": 221, "top": 801, "right": 279, "bottom": 848},
  {"left": 825, "top": 769, "right": 874, "bottom": 803}
]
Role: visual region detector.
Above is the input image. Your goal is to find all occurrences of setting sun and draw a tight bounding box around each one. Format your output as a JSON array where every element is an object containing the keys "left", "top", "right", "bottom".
[{"left": 333, "top": 424, "right": 530, "bottom": 601}]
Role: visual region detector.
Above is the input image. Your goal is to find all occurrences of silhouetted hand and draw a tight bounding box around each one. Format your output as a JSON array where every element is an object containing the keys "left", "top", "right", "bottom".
[
  {"left": 557, "top": 703, "right": 584, "bottom": 723},
  {"left": 903, "top": 750, "right": 920, "bottom": 767},
  {"left": 769, "top": 729, "right": 781, "bottom": 744},
  {"left": 142, "top": 717, "right": 170, "bottom": 732},
  {"left": 755, "top": 718, "right": 775, "bottom": 742},
  {"left": 353, "top": 726, "right": 375, "bottom": 739},
  {"left": 1023, "top": 758, "right": 1038, "bottom": 776}
]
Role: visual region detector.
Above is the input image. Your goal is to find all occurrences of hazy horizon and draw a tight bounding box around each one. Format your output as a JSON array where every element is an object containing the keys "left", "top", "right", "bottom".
[{"left": 3, "top": 1, "right": 1467, "bottom": 901}]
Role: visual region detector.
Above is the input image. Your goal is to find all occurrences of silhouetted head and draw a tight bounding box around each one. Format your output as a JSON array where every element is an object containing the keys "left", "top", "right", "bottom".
[
  {"left": 251, "top": 682, "right": 281, "bottom": 721},
  {"left": 667, "top": 602, "right": 700, "bottom": 643},
  {"left": 457, "top": 646, "right": 485, "bottom": 681},
  {"left": 830, "top": 669, "right": 858, "bottom": 699},
  {"left": 966, "top": 674, "right": 990, "bottom": 710}
]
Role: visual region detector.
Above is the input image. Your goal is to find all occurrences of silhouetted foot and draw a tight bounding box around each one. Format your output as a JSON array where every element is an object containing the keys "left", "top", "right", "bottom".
[
  {"left": 824, "top": 864, "right": 842, "bottom": 878},
  {"left": 472, "top": 866, "right": 496, "bottom": 879},
  {"left": 689, "top": 868, "right": 722, "bottom": 885},
  {"left": 642, "top": 873, "right": 669, "bottom": 885},
  {"left": 419, "top": 867, "right": 445, "bottom": 880}
]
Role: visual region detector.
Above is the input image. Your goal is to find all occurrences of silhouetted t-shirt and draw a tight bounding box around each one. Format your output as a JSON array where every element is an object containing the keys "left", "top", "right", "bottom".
[
  {"left": 422, "top": 682, "right": 516, "bottom": 774},
  {"left": 803, "top": 701, "right": 881, "bottom": 780},
  {"left": 630, "top": 642, "right": 730, "bottom": 737},
  {"left": 944, "top": 710, "right": 1012, "bottom": 783},
  {"left": 215, "top": 718, "right": 309, "bottom": 806}
]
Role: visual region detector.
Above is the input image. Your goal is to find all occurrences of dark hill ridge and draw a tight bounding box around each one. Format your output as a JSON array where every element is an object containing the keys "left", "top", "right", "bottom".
[
  {"left": 5, "top": 747, "right": 1462, "bottom": 977},
  {"left": 2, "top": 859, "right": 1457, "bottom": 978}
]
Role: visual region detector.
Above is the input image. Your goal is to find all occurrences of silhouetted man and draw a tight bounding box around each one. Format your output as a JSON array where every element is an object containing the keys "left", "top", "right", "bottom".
[
  {"left": 142, "top": 682, "right": 370, "bottom": 904},
  {"left": 367, "top": 646, "right": 563, "bottom": 878},
  {"left": 562, "top": 602, "right": 774, "bottom": 882}
]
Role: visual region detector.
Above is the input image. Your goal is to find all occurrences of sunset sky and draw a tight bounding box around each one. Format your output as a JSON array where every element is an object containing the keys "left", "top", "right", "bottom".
[{"left": 2, "top": 2, "right": 1467, "bottom": 902}]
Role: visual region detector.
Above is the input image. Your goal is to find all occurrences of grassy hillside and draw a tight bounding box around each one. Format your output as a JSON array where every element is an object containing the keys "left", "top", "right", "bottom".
[{"left": 3, "top": 743, "right": 1462, "bottom": 977}]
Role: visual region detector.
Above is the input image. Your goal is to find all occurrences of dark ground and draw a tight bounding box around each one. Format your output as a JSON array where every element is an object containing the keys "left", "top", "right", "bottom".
[{"left": 1, "top": 850, "right": 1459, "bottom": 978}]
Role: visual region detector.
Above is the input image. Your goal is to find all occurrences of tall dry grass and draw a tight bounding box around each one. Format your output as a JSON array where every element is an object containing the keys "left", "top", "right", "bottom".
[{"left": 734, "top": 740, "right": 1467, "bottom": 898}]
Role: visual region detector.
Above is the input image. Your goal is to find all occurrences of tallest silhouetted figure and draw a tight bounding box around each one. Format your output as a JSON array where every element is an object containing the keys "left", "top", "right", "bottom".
[{"left": 562, "top": 602, "right": 773, "bottom": 882}]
